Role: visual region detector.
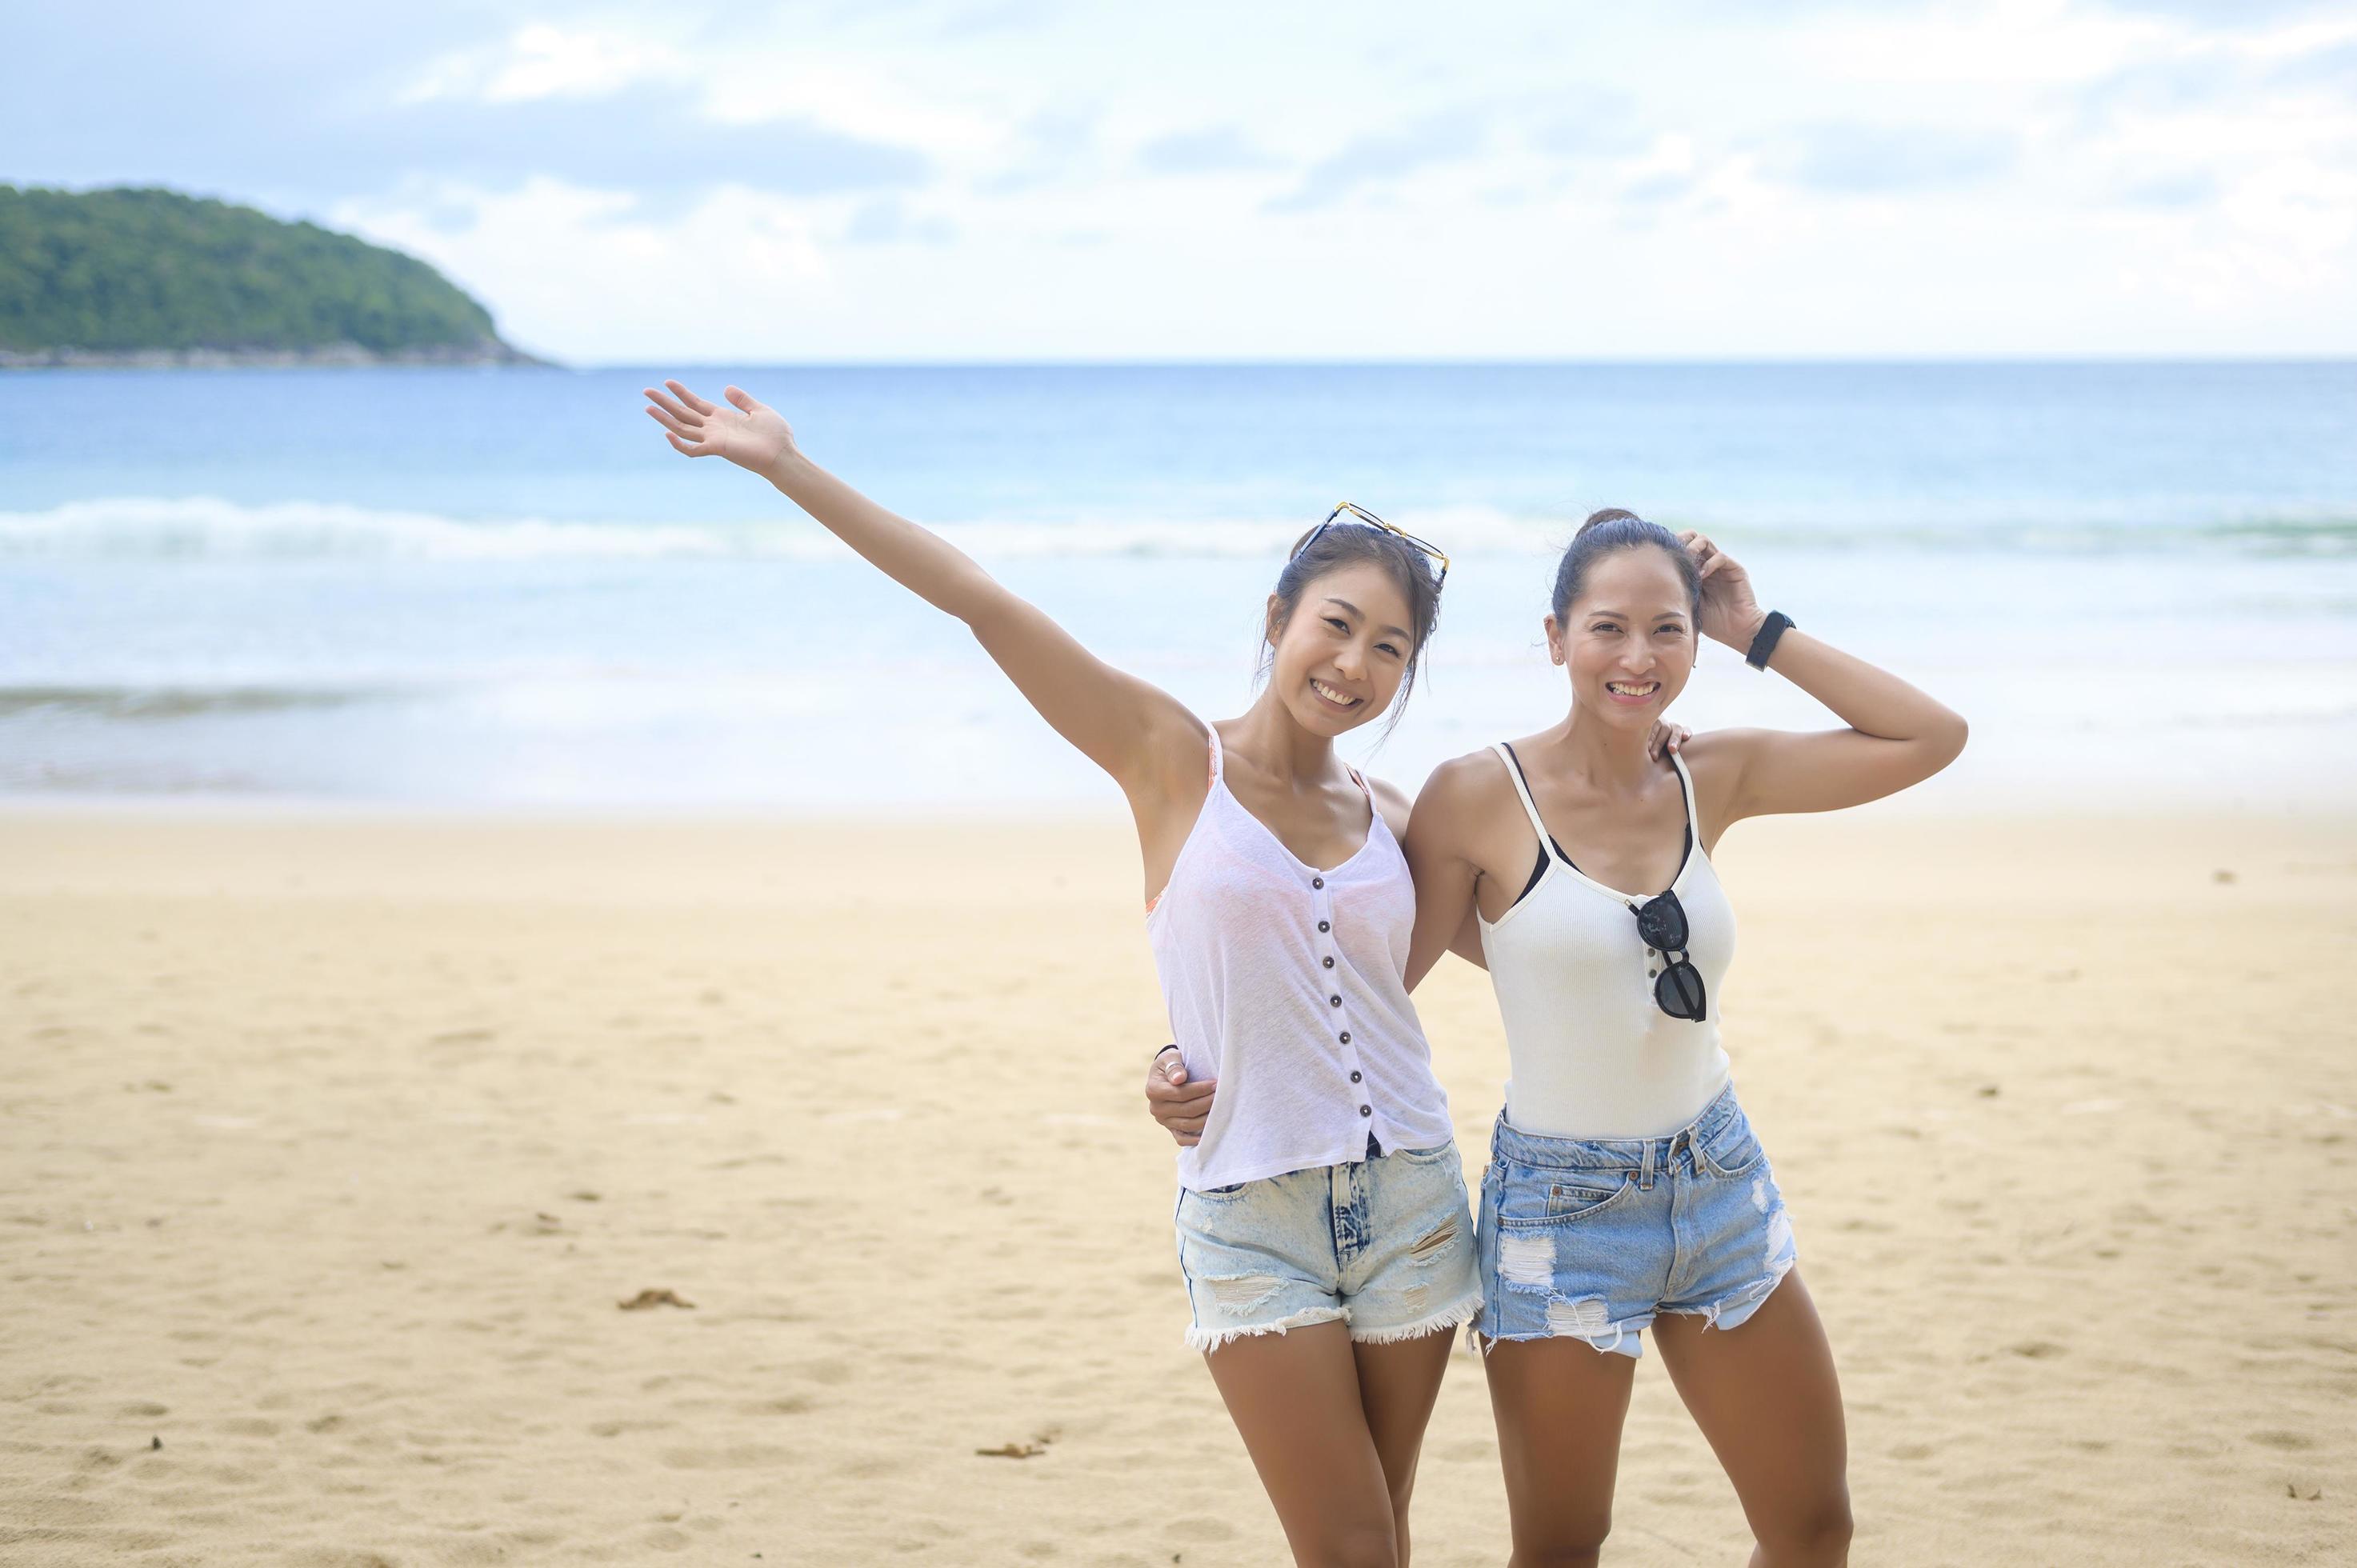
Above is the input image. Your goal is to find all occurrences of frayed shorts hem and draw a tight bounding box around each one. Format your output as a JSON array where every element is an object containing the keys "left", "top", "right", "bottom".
[
  {"left": 1185, "top": 1289, "right": 1485, "bottom": 1354},
  {"left": 1350, "top": 1290, "right": 1485, "bottom": 1346},
  {"left": 1469, "top": 1259, "right": 1797, "bottom": 1361},
  {"left": 1185, "top": 1305, "right": 1347, "bottom": 1353}
]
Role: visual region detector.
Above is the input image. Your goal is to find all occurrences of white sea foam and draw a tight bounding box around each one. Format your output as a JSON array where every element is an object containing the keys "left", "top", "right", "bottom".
[{"left": 4, "top": 495, "right": 2352, "bottom": 562}]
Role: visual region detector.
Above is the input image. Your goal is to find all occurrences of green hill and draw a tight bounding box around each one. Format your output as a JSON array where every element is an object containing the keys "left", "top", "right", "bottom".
[{"left": 0, "top": 185, "right": 545, "bottom": 366}]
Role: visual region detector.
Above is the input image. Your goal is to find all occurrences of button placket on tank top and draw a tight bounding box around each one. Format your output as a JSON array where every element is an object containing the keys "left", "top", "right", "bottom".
[{"left": 1312, "top": 870, "right": 1379, "bottom": 1146}]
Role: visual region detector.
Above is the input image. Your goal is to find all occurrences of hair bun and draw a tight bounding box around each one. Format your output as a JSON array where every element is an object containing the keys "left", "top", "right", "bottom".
[{"left": 1577, "top": 507, "right": 1644, "bottom": 538}]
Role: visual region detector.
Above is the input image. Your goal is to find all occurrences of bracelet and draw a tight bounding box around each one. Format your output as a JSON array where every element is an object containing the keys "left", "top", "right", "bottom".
[
  {"left": 1152, "top": 1042, "right": 1181, "bottom": 1064},
  {"left": 1745, "top": 610, "right": 1795, "bottom": 670}
]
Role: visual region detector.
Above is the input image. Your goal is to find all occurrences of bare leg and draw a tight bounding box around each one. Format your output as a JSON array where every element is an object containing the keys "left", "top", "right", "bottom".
[
  {"left": 1205, "top": 1319, "right": 1435, "bottom": 1567},
  {"left": 1651, "top": 1271, "right": 1851, "bottom": 1566},
  {"left": 1351, "top": 1330, "right": 1457, "bottom": 1565},
  {"left": 1481, "top": 1336, "right": 1639, "bottom": 1566}
]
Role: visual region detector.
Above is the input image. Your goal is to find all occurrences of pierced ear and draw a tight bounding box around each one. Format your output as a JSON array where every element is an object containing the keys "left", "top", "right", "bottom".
[{"left": 1542, "top": 614, "right": 1566, "bottom": 666}]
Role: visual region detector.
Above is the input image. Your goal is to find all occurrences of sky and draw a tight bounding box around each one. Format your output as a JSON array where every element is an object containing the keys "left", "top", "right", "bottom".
[{"left": 5, "top": 0, "right": 2354, "bottom": 363}]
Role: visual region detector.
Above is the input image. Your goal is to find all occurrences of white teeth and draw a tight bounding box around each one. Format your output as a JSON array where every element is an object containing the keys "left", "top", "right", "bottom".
[
  {"left": 1607, "top": 682, "right": 1659, "bottom": 696},
  {"left": 1311, "top": 679, "right": 1360, "bottom": 706}
]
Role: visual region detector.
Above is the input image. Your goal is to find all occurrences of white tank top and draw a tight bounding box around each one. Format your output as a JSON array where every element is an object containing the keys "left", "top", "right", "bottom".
[
  {"left": 1149, "top": 725, "right": 1456, "bottom": 1191},
  {"left": 1476, "top": 742, "right": 1735, "bottom": 1139}
]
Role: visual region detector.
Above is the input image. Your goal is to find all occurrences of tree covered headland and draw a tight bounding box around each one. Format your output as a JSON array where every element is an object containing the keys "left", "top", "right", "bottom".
[{"left": 0, "top": 185, "right": 541, "bottom": 365}]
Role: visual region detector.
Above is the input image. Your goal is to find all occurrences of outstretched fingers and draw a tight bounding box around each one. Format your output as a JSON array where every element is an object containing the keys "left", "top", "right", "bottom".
[
  {"left": 664, "top": 379, "right": 720, "bottom": 417},
  {"left": 643, "top": 385, "right": 703, "bottom": 425},
  {"left": 643, "top": 403, "right": 704, "bottom": 446}
]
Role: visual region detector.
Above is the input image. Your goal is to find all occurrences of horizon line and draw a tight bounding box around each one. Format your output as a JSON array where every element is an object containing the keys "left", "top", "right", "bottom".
[{"left": 564, "top": 353, "right": 2357, "bottom": 371}]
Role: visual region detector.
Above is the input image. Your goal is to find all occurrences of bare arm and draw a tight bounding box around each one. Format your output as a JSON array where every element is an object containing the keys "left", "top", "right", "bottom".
[
  {"left": 1401, "top": 756, "right": 1491, "bottom": 992},
  {"left": 646, "top": 380, "right": 1195, "bottom": 794},
  {"left": 1679, "top": 530, "right": 1967, "bottom": 828},
  {"left": 1366, "top": 774, "right": 1488, "bottom": 978}
]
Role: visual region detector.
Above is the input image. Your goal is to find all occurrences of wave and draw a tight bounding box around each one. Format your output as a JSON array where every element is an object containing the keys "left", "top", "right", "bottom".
[
  {"left": 2, "top": 495, "right": 2355, "bottom": 562},
  {"left": 0, "top": 685, "right": 398, "bottom": 720}
]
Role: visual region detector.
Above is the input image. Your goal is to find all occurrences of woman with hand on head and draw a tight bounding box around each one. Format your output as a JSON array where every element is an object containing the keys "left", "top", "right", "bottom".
[
  {"left": 1150, "top": 508, "right": 1966, "bottom": 1566},
  {"left": 641, "top": 378, "right": 1481, "bottom": 1567}
]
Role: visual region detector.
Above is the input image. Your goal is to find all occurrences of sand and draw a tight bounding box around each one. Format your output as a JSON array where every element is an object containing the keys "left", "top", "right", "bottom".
[{"left": 2, "top": 806, "right": 2352, "bottom": 1566}]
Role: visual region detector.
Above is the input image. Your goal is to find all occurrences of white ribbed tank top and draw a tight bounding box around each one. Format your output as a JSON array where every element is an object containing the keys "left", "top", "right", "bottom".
[
  {"left": 1476, "top": 743, "right": 1735, "bottom": 1139},
  {"left": 1148, "top": 725, "right": 1456, "bottom": 1191}
]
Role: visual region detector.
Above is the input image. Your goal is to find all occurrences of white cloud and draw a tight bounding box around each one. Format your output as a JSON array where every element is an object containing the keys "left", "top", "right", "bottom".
[
  {"left": 238, "top": 0, "right": 2357, "bottom": 358},
  {"left": 398, "top": 21, "right": 689, "bottom": 106}
]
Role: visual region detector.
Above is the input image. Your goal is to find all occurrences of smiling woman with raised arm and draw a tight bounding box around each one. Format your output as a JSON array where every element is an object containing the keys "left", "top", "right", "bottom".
[
  {"left": 641, "top": 378, "right": 1479, "bottom": 1566},
  {"left": 1150, "top": 506, "right": 1965, "bottom": 1566}
]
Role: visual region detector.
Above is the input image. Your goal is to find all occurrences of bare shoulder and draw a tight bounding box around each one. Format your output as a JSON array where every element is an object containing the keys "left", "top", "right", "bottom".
[
  {"left": 1410, "top": 747, "right": 1515, "bottom": 830},
  {"left": 1131, "top": 702, "right": 1215, "bottom": 809},
  {"left": 1672, "top": 727, "right": 1769, "bottom": 785},
  {"left": 1671, "top": 727, "right": 1770, "bottom": 839},
  {"left": 1364, "top": 773, "right": 1415, "bottom": 840}
]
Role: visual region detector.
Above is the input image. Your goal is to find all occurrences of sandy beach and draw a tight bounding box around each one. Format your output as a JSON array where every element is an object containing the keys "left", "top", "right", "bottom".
[{"left": 2, "top": 806, "right": 2351, "bottom": 1566}]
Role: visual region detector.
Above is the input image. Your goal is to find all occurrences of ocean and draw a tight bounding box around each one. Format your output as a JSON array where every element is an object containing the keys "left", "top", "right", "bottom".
[{"left": 2, "top": 361, "right": 2352, "bottom": 811}]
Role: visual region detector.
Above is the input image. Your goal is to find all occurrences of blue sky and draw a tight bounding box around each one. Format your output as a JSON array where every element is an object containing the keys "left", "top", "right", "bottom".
[{"left": 5, "top": 0, "right": 2353, "bottom": 362}]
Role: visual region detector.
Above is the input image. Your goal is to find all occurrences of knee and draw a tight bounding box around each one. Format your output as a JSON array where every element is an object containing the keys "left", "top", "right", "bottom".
[
  {"left": 1307, "top": 1520, "right": 1399, "bottom": 1568},
  {"left": 1761, "top": 1493, "right": 1852, "bottom": 1564}
]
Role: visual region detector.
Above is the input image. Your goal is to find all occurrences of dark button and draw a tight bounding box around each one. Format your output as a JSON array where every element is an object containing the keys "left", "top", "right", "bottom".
[
  {"left": 1359, "top": 1105, "right": 1372, "bottom": 1118},
  {"left": 1322, "top": 956, "right": 1335, "bottom": 969},
  {"left": 1329, "top": 994, "right": 1342, "bottom": 1007},
  {"left": 1339, "top": 1030, "right": 1351, "bottom": 1044},
  {"left": 1311, "top": 876, "right": 1323, "bottom": 889},
  {"left": 1317, "top": 920, "right": 1330, "bottom": 933},
  {"left": 1350, "top": 1070, "right": 1362, "bottom": 1084}
]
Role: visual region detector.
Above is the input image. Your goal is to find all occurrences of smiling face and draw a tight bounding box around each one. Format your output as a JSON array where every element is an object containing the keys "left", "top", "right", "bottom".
[
  {"left": 1263, "top": 560, "right": 1419, "bottom": 738},
  {"left": 1545, "top": 545, "right": 1698, "bottom": 728}
]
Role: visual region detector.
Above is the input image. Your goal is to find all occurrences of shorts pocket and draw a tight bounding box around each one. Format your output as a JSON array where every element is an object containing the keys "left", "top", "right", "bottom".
[
  {"left": 1187, "top": 1182, "right": 1250, "bottom": 1202},
  {"left": 1390, "top": 1141, "right": 1460, "bottom": 1167},
  {"left": 1494, "top": 1162, "right": 1634, "bottom": 1228},
  {"left": 1545, "top": 1175, "right": 1631, "bottom": 1219},
  {"left": 1701, "top": 1116, "right": 1763, "bottom": 1177}
]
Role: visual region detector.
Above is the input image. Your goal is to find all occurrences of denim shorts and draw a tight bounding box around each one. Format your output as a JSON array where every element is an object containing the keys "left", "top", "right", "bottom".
[
  {"left": 1475, "top": 1084, "right": 1799, "bottom": 1359},
  {"left": 1174, "top": 1141, "right": 1484, "bottom": 1353}
]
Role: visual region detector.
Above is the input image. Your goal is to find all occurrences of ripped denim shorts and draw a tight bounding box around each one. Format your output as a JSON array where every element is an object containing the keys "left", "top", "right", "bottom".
[
  {"left": 1174, "top": 1141, "right": 1483, "bottom": 1353},
  {"left": 1475, "top": 1083, "right": 1799, "bottom": 1359}
]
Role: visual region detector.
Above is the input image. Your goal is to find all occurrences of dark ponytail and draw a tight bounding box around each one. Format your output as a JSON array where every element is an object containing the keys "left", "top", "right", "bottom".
[{"left": 1551, "top": 508, "right": 1699, "bottom": 622}]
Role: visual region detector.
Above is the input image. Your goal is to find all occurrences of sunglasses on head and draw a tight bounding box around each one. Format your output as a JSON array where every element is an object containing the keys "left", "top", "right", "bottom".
[
  {"left": 1294, "top": 502, "right": 1450, "bottom": 589},
  {"left": 1631, "top": 889, "right": 1707, "bottom": 1022}
]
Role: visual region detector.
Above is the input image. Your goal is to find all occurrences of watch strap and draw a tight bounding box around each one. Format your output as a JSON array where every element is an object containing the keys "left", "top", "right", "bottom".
[{"left": 1745, "top": 610, "right": 1794, "bottom": 670}]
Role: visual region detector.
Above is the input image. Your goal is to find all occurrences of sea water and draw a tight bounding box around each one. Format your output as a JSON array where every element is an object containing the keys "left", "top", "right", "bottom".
[{"left": 2, "top": 362, "right": 2351, "bottom": 810}]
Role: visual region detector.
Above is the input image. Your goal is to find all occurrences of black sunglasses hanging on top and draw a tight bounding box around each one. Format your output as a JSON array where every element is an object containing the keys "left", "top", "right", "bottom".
[{"left": 1630, "top": 889, "right": 1707, "bottom": 1022}]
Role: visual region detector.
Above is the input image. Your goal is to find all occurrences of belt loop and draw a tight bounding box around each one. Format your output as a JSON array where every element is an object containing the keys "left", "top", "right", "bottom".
[{"left": 1640, "top": 1136, "right": 1655, "bottom": 1190}]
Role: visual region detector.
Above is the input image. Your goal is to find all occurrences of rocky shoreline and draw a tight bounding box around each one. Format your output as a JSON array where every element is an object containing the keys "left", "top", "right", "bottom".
[{"left": 0, "top": 340, "right": 554, "bottom": 370}]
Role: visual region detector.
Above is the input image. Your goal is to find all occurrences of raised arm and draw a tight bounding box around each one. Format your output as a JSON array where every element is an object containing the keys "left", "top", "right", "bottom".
[
  {"left": 645, "top": 381, "right": 1199, "bottom": 798},
  {"left": 1678, "top": 530, "right": 1967, "bottom": 830}
]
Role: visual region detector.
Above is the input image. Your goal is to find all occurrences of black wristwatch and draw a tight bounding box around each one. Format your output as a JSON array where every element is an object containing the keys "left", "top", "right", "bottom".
[{"left": 1744, "top": 610, "right": 1795, "bottom": 670}]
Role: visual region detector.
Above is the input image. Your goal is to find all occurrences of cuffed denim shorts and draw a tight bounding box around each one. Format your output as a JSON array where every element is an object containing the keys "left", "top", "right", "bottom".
[
  {"left": 1174, "top": 1141, "right": 1484, "bottom": 1353},
  {"left": 1475, "top": 1083, "right": 1799, "bottom": 1359}
]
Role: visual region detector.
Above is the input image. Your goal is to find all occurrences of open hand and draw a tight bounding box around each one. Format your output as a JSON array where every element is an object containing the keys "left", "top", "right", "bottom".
[
  {"left": 1145, "top": 1048, "right": 1215, "bottom": 1147},
  {"left": 642, "top": 379, "right": 798, "bottom": 480},
  {"left": 1679, "top": 530, "right": 1765, "bottom": 650}
]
